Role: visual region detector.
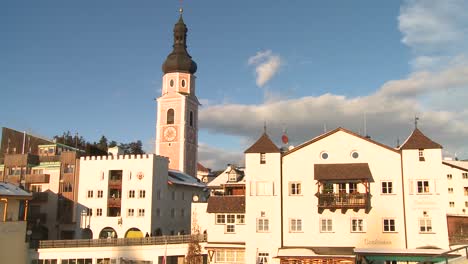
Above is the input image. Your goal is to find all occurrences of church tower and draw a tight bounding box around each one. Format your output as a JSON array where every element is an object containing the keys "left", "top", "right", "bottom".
[{"left": 156, "top": 9, "right": 199, "bottom": 176}]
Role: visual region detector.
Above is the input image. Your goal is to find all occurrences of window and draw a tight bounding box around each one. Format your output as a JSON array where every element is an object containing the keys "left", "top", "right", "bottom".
[
  {"left": 339, "top": 183, "right": 346, "bottom": 193},
  {"left": 128, "top": 209, "right": 134, "bottom": 217},
  {"left": 64, "top": 164, "right": 74, "bottom": 174},
  {"left": 139, "top": 190, "right": 146, "bottom": 198},
  {"left": 86, "top": 208, "right": 92, "bottom": 216},
  {"left": 216, "top": 214, "right": 226, "bottom": 224},
  {"left": 96, "top": 208, "right": 102, "bottom": 216},
  {"left": 321, "top": 151, "right": 329, "bottom": 160},
  {"left": 228, "top": 172, "right": 237, "bottom": 182},
  {"left": 97, "top": 190, "right": 103, "bottom": 198},
  {"left": 156, "top": 208, "right": 161, "bottom": 217},
  {"left": 383, "top": 219, "right": 396, "bottom": 232},
  {"left": 215, "top": 250, "right": 244, "bottom": 263},
  {"left": 227, "top": 214, "right": 236, "bottom": 224},
  {"left": 417, "top": 180, "right": 430, "bottom": 194},
  {"left": 465, "top": 187, "right": 468, "bottom": 196},
  {"left": 169, "top": 79, "right": 174, "bottom": 87},
  {"left": 463, "top": 173, "right": 468, "bottom": 179},
  {"left": 30, "top": 185, "right": 42, "bottom": 193},
  {"left": 181, "top": 79, "right": 186, "bottom": 87},
  {"left": 351, "top": 151, "right": 359, "bottom": 159},
  {"left": 138, "top": 209, "right": 145, "bottom": 217},
  {"left": 448, "top": 188, "right": 454, "bottom": 193},
  {"left": 382, "top": 181, "right": 393, "bottom": 194},
  {"left": 447, "top": 174, "right": 453, "bottom": 180},
  {"left": 449, "top": 201, "right": 455, "bottom": 207},
  {"left": 320, "top": 219, "right": 333, "bottom": 232},
  {"left": 171, "top": 208, "right": 175, "bottom": 218},
  {"left": 419, "top": 149, "right": 425, "bottom": 161},
  {"left": 189, "top": 111, "right": 194, "bottom": 127},
  {"left": 349, "top": 183, "right": 357, "bottom": 193},
  {"left": 87, "top": 190, "right": 93, "bottom": 198},
  {"left": 128, "top": 190, "right": 135, "bottom": 198},
  {"left": 157, "top": 190, "right": 161, "bottom": 200},
  {"left": 236, "top": 214, "right": 245, "bottom": 224},
  {"left": 255, "top": 181, "right": 273, "bottom": 196},
  {"left": 465, "top": 201, "right": 468, "bottom": 207},
  {"left": 172, "top": 191, "right": 176, "bottom": 200},
  {"left": 351, "top": 218, "right": 364, "bottom": 232},
  {"left": 290, "top": 182, "right": 302, "bottom": 195},
  {"left": 260, "top": 153, "right": 266, "bottom": 164},
  {"left": 257, "top": 218, "right": 269, "bottom": 232},
  {"left": 290, "top": 219, "right": 302, "bottom": 232},
  {"left": 257, "top": 252, "right": 269, "bottom": 264},
  {"left": 385, "top": 261, "right": 397, "bottom": 264},
  {"left": 419, "top": 218, "right": 432, "bottom": 233},
  {"left": 167, "top": 109, "right": 175, "bottom": 124},
  {"left": 226, "top": 224, "right": 235, "bottom": 234}
]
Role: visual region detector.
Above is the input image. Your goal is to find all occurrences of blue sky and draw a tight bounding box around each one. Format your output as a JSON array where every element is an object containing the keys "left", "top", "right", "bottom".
[{"left": 2, "top": 1, "right": 468, "bottom": 169}]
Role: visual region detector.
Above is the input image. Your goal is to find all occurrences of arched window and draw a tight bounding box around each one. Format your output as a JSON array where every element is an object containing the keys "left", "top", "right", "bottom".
[
  {"left": 189, "top": 111, "right": 194, "bottom": 127},
  {"left": 167, "top": 109, "right": 175, "bottom": 124}
]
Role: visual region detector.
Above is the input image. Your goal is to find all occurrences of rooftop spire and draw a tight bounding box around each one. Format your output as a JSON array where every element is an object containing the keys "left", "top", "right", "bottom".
[{"left": 161, "top": 8, "right": 197, "bottom": 74}]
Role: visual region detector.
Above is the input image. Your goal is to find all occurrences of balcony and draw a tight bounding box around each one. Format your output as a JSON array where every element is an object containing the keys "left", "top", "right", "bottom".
[
  {"left": 317, "top": 193, "right": 369, "bottom": 209},
  {"left": 449, "top": 235, "right": 468, "bottom": 245},
  {"left": 38, "top": 155, "right": 60, "bottom": 163},
  {"left": 108, "top": 180, "right": 122, "bottom": 189},
  {"left": 31, "top": 192, "right": 48, "bottom": 203},
  {"left": 107, "top": 198, "right": 121, "bottom": 207},
  {"left": 6, "top": 175, "right": 21, "bottom": 185},
  {"left": 25, "top": 174, "right": 50, "bottom": 184}
]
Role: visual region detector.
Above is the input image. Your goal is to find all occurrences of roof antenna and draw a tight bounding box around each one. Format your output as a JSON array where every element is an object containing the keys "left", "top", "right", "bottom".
[
  {"left": 364, "top": 112, "right": 368, "bottom": 138},
  {"left": 263, "top": 121, "right": 267, "bottom": 134},
  {"left": 396, "top": 137, "right": 400, "bottom": 148},
  {"left": 414, "top": 116, "right": 419, "bottom": 129},
  {"left": 323, "top": 123, "right": 327, "bottom": 133}
]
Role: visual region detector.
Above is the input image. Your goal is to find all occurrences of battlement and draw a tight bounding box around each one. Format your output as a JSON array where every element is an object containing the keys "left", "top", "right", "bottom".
[{"left": 80, "top": 153, "right": 164, "bottom": 161}]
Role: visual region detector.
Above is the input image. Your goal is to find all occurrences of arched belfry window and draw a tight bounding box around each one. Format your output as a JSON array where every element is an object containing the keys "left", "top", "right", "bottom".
[
  {"left": 189, "top": 111, "right": 194, "bottom": 127},
  {"left": 167, "top": 109, "right": 175, "bottom": 124}
]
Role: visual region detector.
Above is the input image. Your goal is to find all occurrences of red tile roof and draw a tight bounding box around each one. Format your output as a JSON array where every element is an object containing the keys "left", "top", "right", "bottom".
[
  {"left": 399, "top": 128, "right": 442, "bottom": 150},
  {"left": 206, "top": 196, "right": 245, "bottom": 213},
  {"left": 244, "top": 133, "right": 280, "bottom": 153},
  {"left": 314, "top": 163, "right": 373, "bottom": 181},
  {"left": 197, "top": 162, "right": 210, "bottom": 172}
]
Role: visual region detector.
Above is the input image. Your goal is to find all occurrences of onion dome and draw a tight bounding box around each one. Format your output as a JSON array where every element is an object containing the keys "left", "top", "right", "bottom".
[{"left": 162, "top": 10, "right": 197, "bottom": 74}]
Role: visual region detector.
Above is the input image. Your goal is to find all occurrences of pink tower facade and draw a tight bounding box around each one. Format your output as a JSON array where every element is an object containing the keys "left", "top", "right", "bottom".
[{"left": 155, "top": 11, "right": 199, "bottom": 177}]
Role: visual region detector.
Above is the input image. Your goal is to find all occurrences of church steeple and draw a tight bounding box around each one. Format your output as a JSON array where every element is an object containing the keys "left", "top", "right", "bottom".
[{"left": 162, "top": 9, "right": 197, "bottom": 74}]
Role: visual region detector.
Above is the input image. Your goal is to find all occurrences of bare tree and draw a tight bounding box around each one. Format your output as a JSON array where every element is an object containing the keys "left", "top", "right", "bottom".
[{"left": 185, "top": 212, "right": 203, "bottom": 264}]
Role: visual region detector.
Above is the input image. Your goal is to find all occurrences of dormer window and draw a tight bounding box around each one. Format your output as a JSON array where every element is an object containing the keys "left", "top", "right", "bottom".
[
  {"left": 260, "top": 153, "right": 266, "bottom": 164},
  {"left": 228, "top": 171, "right": 237, "bottom": 182},
  {"left": 418, "top": 149, "right": 425, "bottom": 161}
]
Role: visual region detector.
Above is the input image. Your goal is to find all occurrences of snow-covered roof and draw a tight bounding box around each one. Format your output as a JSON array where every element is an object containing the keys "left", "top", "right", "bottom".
[
  {"left": 168, "top": 170, "right": 206, "bottom": 188},
  {"left": 208, "top": 166, "right": 244, "bottom": 188},
  {"left": 0, "top": 182, "right": 32, "bottom": 198}
]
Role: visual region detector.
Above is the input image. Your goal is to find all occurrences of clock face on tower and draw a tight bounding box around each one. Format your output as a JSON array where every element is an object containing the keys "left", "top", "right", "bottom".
[{"left": 163, "top": 126, "right": 177, "bottom": 141}]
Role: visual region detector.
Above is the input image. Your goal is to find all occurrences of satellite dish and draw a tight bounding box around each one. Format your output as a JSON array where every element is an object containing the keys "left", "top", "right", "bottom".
[{"left": 192, "top": 195, "right": 199, "bottom": 202}]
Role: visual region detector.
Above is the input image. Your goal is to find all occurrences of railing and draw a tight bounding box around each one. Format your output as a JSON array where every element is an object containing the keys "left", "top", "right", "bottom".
[
  {"left": 6, "top": 175, "right": 21, "bottom": 184},
  {"left": 25, "top": 174, "right": 50, "bottom": 184},
  {"left": 450, "top": 235, "right": 468, "bottom": 245},
  {"left": 38, "top": 234, "right": 207, "bottom": 249},
  {"left": 317, "top": 193, "right": 369, "bottom": 209},
  {"left": 38, "top": 155, "right": 60, "bottom": 162},
  {"left": 107, "top": 198, "right": 121, "bottom": 207}
]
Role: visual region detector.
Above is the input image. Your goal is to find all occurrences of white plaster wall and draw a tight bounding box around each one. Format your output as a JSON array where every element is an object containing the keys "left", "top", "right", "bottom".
[
  {"left": 245, "top": 152, "right": 282, "bottom": 264},
  {"left": 402, "top": 148, "right": 449, "bottom": 249},
  {"left": 282, "top": 130, "right": 405, "bottom": 248},
  {"left": 78, "top": 155, "right": 163, "bottom": 238},
  {"left": 443, "top": 164, "right": 468, "bottom": 216}
]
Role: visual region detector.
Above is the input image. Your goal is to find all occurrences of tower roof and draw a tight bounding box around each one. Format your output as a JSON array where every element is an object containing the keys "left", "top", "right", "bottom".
[
  {"left": 162, "top": 11, "right": 197, "bottom": 74},
  {"left": 244, "top": 133, "right": 280, "bottom": 153},
  {"left": 399, "top": 128, "right": 442, "bottom": 150}
]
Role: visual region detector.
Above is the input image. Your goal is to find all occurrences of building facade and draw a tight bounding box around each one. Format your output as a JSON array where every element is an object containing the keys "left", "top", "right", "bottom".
[{"left": 194, "top": 127, "right": 458, "bottom": 264}]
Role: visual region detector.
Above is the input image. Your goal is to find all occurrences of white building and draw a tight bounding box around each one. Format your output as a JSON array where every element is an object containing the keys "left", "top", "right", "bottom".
[
  {"left": 194, "top": 127, "right": 459, "bottom": 264},
  {"left": 77, "top": 153, "right": 206, "bottom": 239}
]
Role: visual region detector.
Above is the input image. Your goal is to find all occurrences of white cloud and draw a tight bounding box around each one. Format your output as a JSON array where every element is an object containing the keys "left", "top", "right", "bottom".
[
  {"left": 198, "top": 143, "right": 244, "bottom": 170},
  {"left": 248, "top": 50, "right": 282, "bottom": 87}
]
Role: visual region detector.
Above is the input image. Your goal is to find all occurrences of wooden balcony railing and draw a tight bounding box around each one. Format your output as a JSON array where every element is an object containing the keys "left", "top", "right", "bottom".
[
  {"left": 107, "top": 198, "right": 121, "bottom": 207},
  {"left": 317, "top": 193, "right": 369, "bottom": 209},
  {"left": 6, "top": 175, "right": 21, "bottom": 184},
  {"left": 38, "top": 155, "right": 60, "bottom": 162},
  {"left": 449, "top": 234, "right": 468, "bottom": 245},
  {"left": 25, "top": 174, "right": 50, "bottom": 184},
  {"left": 38, "top": 234, "right": 207, "bottom": 249}
]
